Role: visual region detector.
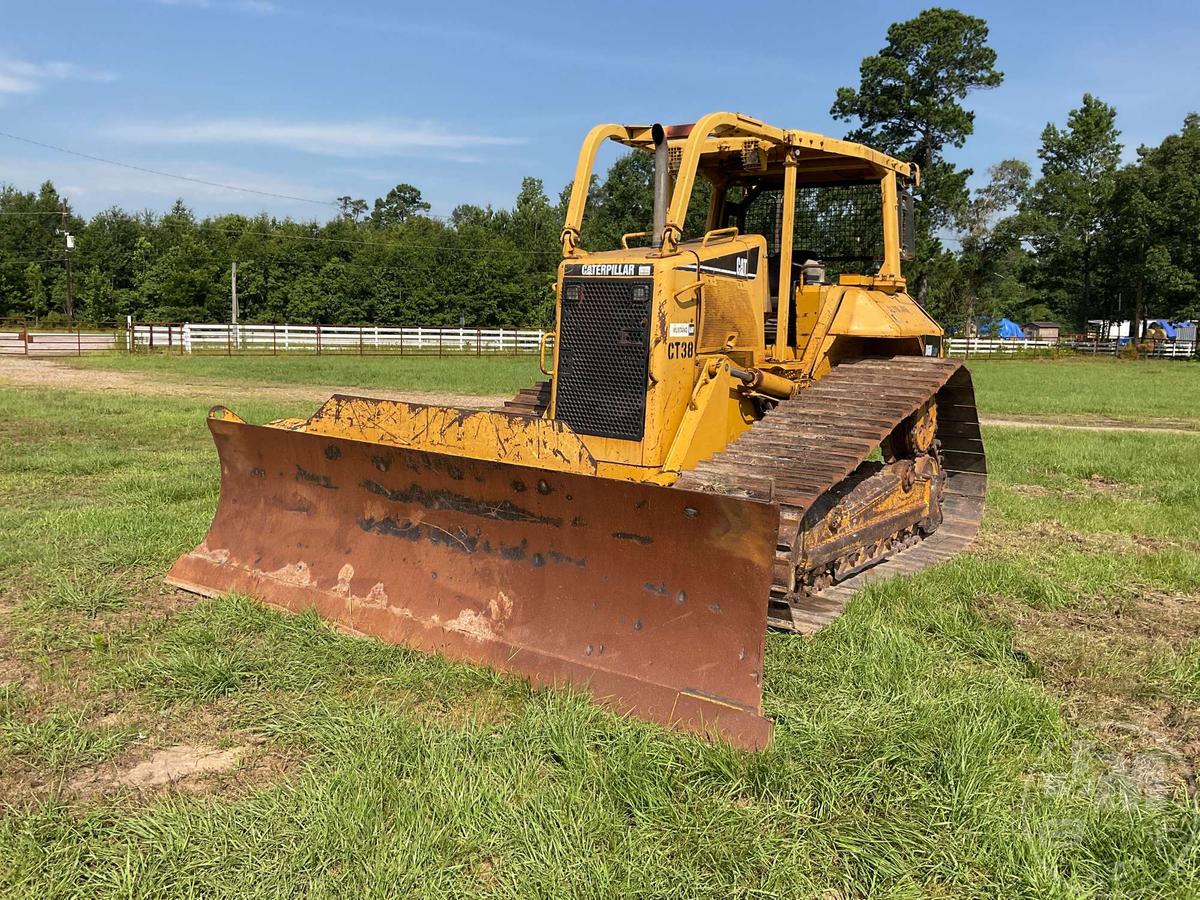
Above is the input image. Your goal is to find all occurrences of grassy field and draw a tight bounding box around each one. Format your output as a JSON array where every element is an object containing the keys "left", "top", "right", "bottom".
[
  {"left": 62, "top": 352, "right": 542, "bottom": 397},
  {"left": 58, "top": 352, "right": 1200, "bottom": 425},
  {"left": 0, "top": 359, "right": 1198, "bottom": 896},
  {"left": 965, "top": 356, "right": 1200, "bottom": 426}
]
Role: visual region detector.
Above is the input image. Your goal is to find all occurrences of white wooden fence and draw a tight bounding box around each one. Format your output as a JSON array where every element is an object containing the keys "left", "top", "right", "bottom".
[
  {"left": 1071, "top": 338, "right": 1197, "bottom": 358},
  {"left": 947, "top": 338, "right": 1057, "bottom": 355},
  {"left": 2, "top": 322, "right": 544, "bottom": 356},
  {"left": 6, "top": 324, "right": 1194, "bottom": 359},
  {"left": 129, "top": 323, "right": 545, "bottom": 355},
  {"left": 947, "top": 337, "right": 1197, "bottom": 358}
]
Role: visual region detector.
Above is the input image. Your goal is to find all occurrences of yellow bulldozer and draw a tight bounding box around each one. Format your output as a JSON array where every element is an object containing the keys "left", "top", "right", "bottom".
[{"left": 169, "top": 112, "right": 986, "bottom": 749}]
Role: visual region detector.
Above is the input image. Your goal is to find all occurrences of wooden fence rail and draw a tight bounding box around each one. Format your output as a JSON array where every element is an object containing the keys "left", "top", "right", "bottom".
[
  {"left": 146, "top": 323, "right": 545, "bottom": 355},
  {"left": 5, "top": 324, "right": 1196, "bottom": 359},
  {"left": 946, "top": 337, "right": 1197, "bottom": 358}
]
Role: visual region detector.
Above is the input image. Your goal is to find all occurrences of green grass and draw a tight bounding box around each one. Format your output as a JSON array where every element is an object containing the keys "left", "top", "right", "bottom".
[
  {"left": 1, "top": 700, "right": 135, "bottom": 771},
  {"left": 0, "top": 378, "right": 1198, "bottom": 897},
  {"left": 50, "top": 352, "right": 1200, "bottom": 427},
  {"left": 60, "top": 352, "right": 542, "bottom": 397},
  {"left": 965, "top": 357, "right": 1200, "bottom": 425}
]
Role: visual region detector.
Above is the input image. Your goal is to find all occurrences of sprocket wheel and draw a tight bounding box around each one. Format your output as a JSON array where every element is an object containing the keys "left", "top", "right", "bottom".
[{"left": 883, "top": 400, "right": 938, "bottom": 462}]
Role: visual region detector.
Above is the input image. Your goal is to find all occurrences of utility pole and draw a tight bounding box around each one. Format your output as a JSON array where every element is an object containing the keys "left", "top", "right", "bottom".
[
  {"left": 60, "top": 201, "right": 75, "bottom": 321},
  {"left": 230, "top": 261, "right": 239, "bottom": 352}
]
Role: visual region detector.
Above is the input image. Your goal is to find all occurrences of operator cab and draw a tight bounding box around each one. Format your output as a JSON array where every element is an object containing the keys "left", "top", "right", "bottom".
[
  {"left": 558, "top": 115, "right": 918, "bottom": 360},
  {"left": 710, "top": 177, "right": 888, "bottom": 337}
]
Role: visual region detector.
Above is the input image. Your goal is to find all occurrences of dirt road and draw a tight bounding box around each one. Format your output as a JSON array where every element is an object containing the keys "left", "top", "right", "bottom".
[
  {"left": 979, "top": 417, "right": 1198, "bottom": 436},
  {"left": 0, "top": 357, "right": 510, "bottom": 410}
]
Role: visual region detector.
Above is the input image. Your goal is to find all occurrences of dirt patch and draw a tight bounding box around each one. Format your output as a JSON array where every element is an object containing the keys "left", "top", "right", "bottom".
[
  {"left": 0, "top": 582, "right": 290, "bottom": 806},
  {"left": 1086, "top": 473, "right": 1137, "bottom": 498},
  {"left": 67, "top": 736, "right": 298, "bottom": 801},
  {"left": 987, "top": 590, "right": 1200, "bottom": 800},
  {"left": 1086, "top": 719, "right": 1196, "bottom": 802},
  {"left": 0, "top": 756, "right": 44, "bottom": 811},
  {"left": 1131, "top": 533, "right": 1194, "bottom": 553},
  {"left": 0, "top": 607, "right": 38, "bottom": 689},
  {"left": 977, "top": 520, "right": 1196, "bottom": 558},
  {"left": 1017, "top": 590, "right": 1198, "bottom": 649},
  {"left": 1010, "top": 483, "right": 1057, "bottom": 499},
  {"left": 981, "top": 415, "right": 1200, "bottom": 435},
  {"left": 475, "top": 857, "right": 497, "bottom": 887},
  {"left": 1, "top": 578, "right": 199, "bottom": 704},
  {"left": 80, "top": 583, "right": 199, "bottom": 639},
  {"left": 1009, "top": 475, "right": 1139, "bottom": 503},
  {"left": 113, "top": 743, "right": 246, "bottom": 789},
  {"left": 0, "top": 357, "right": 508, "bottom": 410}
]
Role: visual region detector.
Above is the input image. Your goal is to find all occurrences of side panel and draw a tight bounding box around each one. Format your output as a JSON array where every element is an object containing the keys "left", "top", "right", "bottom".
[{"left": 168, "top": 417, "right": 780, "bottom": 748}]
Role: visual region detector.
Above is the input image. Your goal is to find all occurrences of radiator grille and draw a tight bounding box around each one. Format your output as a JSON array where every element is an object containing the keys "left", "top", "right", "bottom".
[{"left": 555, "top": 278, "right": 652, "bottom": 441}]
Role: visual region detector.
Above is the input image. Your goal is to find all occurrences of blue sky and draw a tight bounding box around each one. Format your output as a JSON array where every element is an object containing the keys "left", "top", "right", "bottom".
[{"left": 3, "top": 0, "right": 1198, "bottom": 221}]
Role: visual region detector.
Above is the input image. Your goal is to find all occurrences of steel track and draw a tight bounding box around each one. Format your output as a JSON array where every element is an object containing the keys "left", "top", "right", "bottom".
[
  {"left": 675, "top": 356, "right": 986, "bottom": 632},
  {"left": 503, "top": 357, "right": 987, "bottom": 634}
]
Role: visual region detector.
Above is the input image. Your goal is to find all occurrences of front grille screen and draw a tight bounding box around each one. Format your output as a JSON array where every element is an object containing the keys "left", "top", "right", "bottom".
[{"left": 555, "top": 277, "right": 651, "bottom": 441}]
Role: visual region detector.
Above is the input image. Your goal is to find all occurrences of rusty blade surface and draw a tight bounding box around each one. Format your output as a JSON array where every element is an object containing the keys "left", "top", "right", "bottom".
[{"left": 167, "top": 415, "right": 779, "bottom": 749}]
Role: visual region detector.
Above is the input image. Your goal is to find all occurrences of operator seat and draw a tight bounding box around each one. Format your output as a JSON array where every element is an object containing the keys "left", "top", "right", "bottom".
[{"left": 765, "top": 250, "right": 819, "bottom": 313}]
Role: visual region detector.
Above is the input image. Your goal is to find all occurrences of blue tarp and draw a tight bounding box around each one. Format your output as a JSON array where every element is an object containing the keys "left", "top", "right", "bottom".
[
  {"left": 997, "top": 318, "right": 1024, "bottom": 338},
  {"left": 1144, "top": 320, "right": 1200, "bottom": 338},
  {"left": 968, "top": 317, "right": 1024, "bottom": 338},
  {"left": 1151, "top": 319, "right": 1196, "bottom": 338}
]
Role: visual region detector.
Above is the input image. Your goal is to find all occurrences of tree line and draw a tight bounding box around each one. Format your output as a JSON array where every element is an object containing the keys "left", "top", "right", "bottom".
[
  {"left": 0, "top": 176, "right": 565, "bottom": 328},
  {"left": 831, "top": 9, "right": 1198, "bottom": 335},
  {"left": 1, "top": 7, "right": 1198, "bottom": 333}
]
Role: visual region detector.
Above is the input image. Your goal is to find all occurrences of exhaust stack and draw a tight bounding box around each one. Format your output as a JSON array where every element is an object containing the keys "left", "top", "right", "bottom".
[{"left": 651, "top": 123, "right": 669, "bottom": 249}]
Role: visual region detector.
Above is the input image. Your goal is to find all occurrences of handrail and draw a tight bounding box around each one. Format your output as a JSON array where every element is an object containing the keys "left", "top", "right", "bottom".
[
  {"left": 561, "top": 123, "right": 635, "bottom": 256},
  {"left": 621, "top": 231, "right": 652, "bottom": 249},
  {"left": 700, "top": 226, "right": 739, "bottom": 247},
  {"left": 539, "top": 331, "right": 557, "bottom": 375}
]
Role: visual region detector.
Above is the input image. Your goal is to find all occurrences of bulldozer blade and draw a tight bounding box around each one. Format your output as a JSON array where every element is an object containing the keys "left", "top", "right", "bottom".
[{"left": 167, "top": 411, "right": 780, "bottom": 748}]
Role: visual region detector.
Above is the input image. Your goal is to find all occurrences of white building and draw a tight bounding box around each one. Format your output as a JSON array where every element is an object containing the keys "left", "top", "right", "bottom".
[{"left": 1087, "top": 319, "right": 1196, "bottom": 341}]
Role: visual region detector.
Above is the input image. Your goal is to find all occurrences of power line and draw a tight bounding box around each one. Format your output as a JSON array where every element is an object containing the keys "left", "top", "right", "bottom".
[
  {"left": 0, "top": 132, "right": 523, "bottom": 228},
  {"left": 0, "top": 129, "right": 338, "bottom": 208},
  {"left": 0, "top": 213, "right": 559, "bottom": 255},
  {"left": 165, "top": 219, "right": 560, "bottom": 255},
  {"left": 0, "top": 132, "right": 466, "bottom": 224},
  {"left": 0, "top": 207, "right": 465, "bottom": 225},
  {"left": 1, "top": 218, "right": 559, "bottom": 257},
  {"left": 0, "top": 134, "right": 560, "bottom": 257}
]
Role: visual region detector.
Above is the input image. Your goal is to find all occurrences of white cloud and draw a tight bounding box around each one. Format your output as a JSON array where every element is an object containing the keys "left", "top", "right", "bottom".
[
  {"left": 103, "top": 118, "right": 527, "bottom": 158},
  {"left": 150, "top": 0, "right": 278, "bottom": 14},
  {"left": 0, "top": 58, "right": 118, "bottom": 96}
]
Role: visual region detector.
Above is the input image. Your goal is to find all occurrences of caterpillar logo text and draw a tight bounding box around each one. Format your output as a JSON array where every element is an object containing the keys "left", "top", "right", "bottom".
[{"left": 578, "top": 263, "right": 653, "bottom": 276}]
